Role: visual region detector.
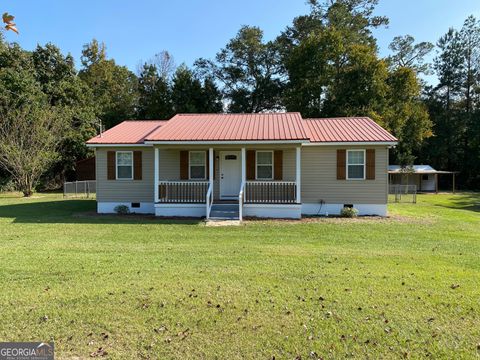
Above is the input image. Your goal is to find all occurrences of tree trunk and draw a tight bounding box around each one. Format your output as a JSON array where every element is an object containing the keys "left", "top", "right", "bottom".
[{"left": 22, "top": 188, "right": 33, "bottom": 197}]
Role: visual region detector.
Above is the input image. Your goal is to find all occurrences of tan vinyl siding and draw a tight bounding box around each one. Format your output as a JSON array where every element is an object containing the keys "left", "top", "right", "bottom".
[
  {"left": 96, "top": 147, "right": 154, "bottom": 202},
  {"left": 158, "top": 149, "right": 180, "bottom": 180},
  {"left": 282, "top": 148, "right": 296, "bottom": 181},
  {"left": 301, "top": 145, "right": 388, "bottom": 204}
]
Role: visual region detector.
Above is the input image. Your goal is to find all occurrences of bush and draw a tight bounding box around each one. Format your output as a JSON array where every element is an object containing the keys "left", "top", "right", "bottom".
[
  {"left": 341, "top": 207, "right": 358, "bottom": 218},
  {"left": 114, "top": 205, "right": 130, "bottom": 215}
]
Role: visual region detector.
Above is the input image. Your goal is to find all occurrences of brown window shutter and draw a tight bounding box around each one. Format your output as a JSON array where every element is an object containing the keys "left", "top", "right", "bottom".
[
  {"left": 366, "top": 149, "right": 375, "bottom": 180},
  {"left": 180, "top": 150, "right": 189, "bottom": 180},
  {"left": 133, "top": 151, "right": 142, "bottom": 180},
  {"left": 337, "top": 149, "right": 346, "bottom": 180},
  {"left": 107, "top": 151, "right": 116, "bottom": 180},
  {"left": 274, "top": 150, "right": 283, "bottom": 180},
  {"left": 246, "top": 150, "right": 256, "bottom": 180}
]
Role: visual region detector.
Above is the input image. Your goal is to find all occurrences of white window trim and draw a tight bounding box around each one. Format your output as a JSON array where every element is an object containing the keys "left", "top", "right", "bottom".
[
  {"left": 189, "top": 151, "right": 206, "bottom": 180},
  {"left": 116, "top": 151, "right": 133, "bottom": 180},
  {"left": 346, "top": 149, "right": 366, "bottom": 180},
  {"left": 256, "top": 150, "right": 274, "bottom": 180}
]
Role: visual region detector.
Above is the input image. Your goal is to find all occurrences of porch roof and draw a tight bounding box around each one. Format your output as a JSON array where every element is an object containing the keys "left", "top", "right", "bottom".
[{"left": 144, "top": 113, "right": 309, "bottom": 142}]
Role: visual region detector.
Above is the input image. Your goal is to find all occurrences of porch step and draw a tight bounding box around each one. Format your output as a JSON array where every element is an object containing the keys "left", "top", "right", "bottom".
[{"left": 209, "top": 203, "right": 239, "bottom": 220}]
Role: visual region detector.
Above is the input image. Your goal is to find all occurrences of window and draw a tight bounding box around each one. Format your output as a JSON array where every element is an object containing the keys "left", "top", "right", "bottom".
[
  {"left": 189, "top": 151, "right": 206, "bottom": 180},
  {"left": 347, "top": 150, "right": 365, "bottom": 180},
  {"left": 116, "top": 151, "right": 133, "bottom": 180},
  {"left": 256, "top": 151, "right": 273, "bottom": 180},
  {"left": 422, "top": 174, "right": 429, "bottom": 181}
]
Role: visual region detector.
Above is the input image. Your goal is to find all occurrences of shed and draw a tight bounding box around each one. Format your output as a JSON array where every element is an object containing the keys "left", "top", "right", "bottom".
[
  {"left": 388, "top": 165, "right": 457, "bottom": 193},
  {"left": 76, "top": 157, "right": 96, "bottom": 180}
]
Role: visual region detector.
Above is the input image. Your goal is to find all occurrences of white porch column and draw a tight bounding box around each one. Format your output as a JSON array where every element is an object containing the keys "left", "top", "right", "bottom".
[
  {"left": 154, "top": 147, "right": 159, "bottom": 202},
  {"left": 209, "top": 148, "right": 214, "bottom": 188},
  {"left": 296, "top": 146, "right": 301, "bottom": 204},
  {"left": 241, "top": 147, "right": 246, "bottom": 183}
]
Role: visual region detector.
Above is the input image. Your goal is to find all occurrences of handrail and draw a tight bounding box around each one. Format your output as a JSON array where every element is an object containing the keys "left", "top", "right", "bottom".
[
  {"left": 206, "top": 183, "right": 213, "bottom": 219},
  {"left": 238, "top": 181, "right": 245, "bottom": 222}
]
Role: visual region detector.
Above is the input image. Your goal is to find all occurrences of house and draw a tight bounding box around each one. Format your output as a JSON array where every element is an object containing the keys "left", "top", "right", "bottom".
[
  {"left": 86, "top": 113, "right": 397, "bottom": 219},
  {"left": 388, "top": 165, "right": 458, "bottom": 193}
]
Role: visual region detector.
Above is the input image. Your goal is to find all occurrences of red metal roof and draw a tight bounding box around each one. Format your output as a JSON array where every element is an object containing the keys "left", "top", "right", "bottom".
[
  {"left": 303, "top": 117, "right": 397, "bottom": 143},
  {"left": 86, "top": 115, "right": 397, "bottom": 144},
  {"left": 144, "top": 113, "right": 309, "bottom": 142},
  {"left": 86, "top": 120, "right": 167, "bottom": 144}
]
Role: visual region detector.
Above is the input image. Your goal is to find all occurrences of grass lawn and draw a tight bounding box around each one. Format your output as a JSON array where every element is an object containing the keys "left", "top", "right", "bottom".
[{"left": 0, "top": 193, "right": 479, "bottom": 359}]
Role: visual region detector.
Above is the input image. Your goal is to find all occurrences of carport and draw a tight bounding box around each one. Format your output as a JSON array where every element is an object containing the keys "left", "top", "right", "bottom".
[{"left": 388, "top": 165, "right": 458, "bottom": 193}]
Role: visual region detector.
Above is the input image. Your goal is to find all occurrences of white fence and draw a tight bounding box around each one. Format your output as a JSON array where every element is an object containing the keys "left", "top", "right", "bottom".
[
  {"left": 158, "top": 181, "right": 209, "bottom": 203},
  {"left": 389, "top": 184, "right": 417, "bottom": 203},
  {"left": 244, "top": 181, "right": 297, "bottom": 203},
  {"left": 63, "top": 180, "right": 96, "bottom": 198}
]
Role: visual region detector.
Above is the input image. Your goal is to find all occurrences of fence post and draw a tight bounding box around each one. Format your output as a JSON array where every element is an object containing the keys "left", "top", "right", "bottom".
[{"left": 75, "top": 181, "right": 77, "bottom": 197}]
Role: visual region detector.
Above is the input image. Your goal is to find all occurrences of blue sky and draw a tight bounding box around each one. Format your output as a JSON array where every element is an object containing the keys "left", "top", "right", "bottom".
[{"left": 2, "top": 0, "right": 480, "bottom": 78}]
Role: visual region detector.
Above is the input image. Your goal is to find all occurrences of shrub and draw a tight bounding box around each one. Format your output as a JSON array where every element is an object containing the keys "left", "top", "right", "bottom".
[
  {"left": 114, "top": 205, "right": 130, "bottom": 215},
  {"left": 341, "top": 207, "right": 358, "bottom": 218}
]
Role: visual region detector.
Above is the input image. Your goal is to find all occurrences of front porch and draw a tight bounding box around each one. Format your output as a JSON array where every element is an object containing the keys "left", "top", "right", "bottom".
[{"left": 153, "top": 146, "right": 302, "bottom": 220}]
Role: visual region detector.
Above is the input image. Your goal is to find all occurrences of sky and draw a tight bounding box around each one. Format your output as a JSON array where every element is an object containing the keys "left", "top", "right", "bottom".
[{"left": 2, "top": 0, "right": 480, "bottom": 79}]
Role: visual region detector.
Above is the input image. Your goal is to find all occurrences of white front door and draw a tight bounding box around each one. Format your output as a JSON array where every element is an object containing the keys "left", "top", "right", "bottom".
[{"left": 219, "top": 151, "right": 241, "bottom": 199}]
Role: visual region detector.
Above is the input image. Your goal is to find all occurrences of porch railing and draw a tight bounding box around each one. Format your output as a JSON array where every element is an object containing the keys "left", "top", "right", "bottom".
[
  {"left": 244, "top": 181, "right": 297, "bottom": 204},
  {"left": 158, "top": 181, "right": 209, "bottom": 203}
]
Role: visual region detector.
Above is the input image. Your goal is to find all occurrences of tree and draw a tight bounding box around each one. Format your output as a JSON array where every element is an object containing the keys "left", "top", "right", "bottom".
[
  {"left": 199, "top": 77, "right": 223, "bottom": 113},
  {"left": 79, "top": 39, "right": 139, "bottom": 128},
  {"left": 388, "top": 35, "right": 434, "bottom": 74},
  {"left": 137, "top": 62, "right": 173, "bottom": 119},
  {"left": 0, "top": 100, "right": 66, "bottom": 196},
  {"left": 421, "top": 15, "right": 480, "bottom": 189},
  {"left": 137, "top": 50, "right": 176, "bottom": 80},
  {"left": 196, "top": 26, "right": 284, "bottom": 113},
  {"left": 383, "top": 67, "right": 432, "bottom": 165},
  {"left": 459, "top": 16, "right": 480, "bottom": 114},
  {"left": 278, "top": 0, "right": 389, "bottom": 118},
  {"left": 31, "top": 43, "right": 97, "bottom": 181},
  {"left": 171, "top": 65, "right": 204, "bottom": 113},
  {"left": 80, "top": 39, "right": 106, "bottom": 68}
]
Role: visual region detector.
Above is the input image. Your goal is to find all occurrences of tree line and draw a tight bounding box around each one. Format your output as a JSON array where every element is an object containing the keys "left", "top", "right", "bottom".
[{"left": 0, "top": 0, "right": 479, "bottom": 195}]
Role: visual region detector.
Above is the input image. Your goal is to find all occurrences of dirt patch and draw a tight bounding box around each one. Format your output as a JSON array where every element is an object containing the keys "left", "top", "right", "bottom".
[
  {"left": 72, "top": 212, "right": 201, "bottom": 222},
  {"left": 205, "top": 220, "right": 241, "bottom": 226},
  {"left": 243, "top": 213, "right": 431, "bottom": 225},
  {"left": 72, "top": 211, "right": 432, "bottom": 225}
]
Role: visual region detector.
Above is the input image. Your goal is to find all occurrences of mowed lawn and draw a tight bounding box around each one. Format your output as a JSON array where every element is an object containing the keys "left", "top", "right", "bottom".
[{"left": 0, "top": 193, "right": 479, "bottom": 359}]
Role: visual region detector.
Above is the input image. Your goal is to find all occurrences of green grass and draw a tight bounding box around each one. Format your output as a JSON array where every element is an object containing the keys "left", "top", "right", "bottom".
[{"left": 0, "top": 192, "right": 479, "bottom": 359}]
